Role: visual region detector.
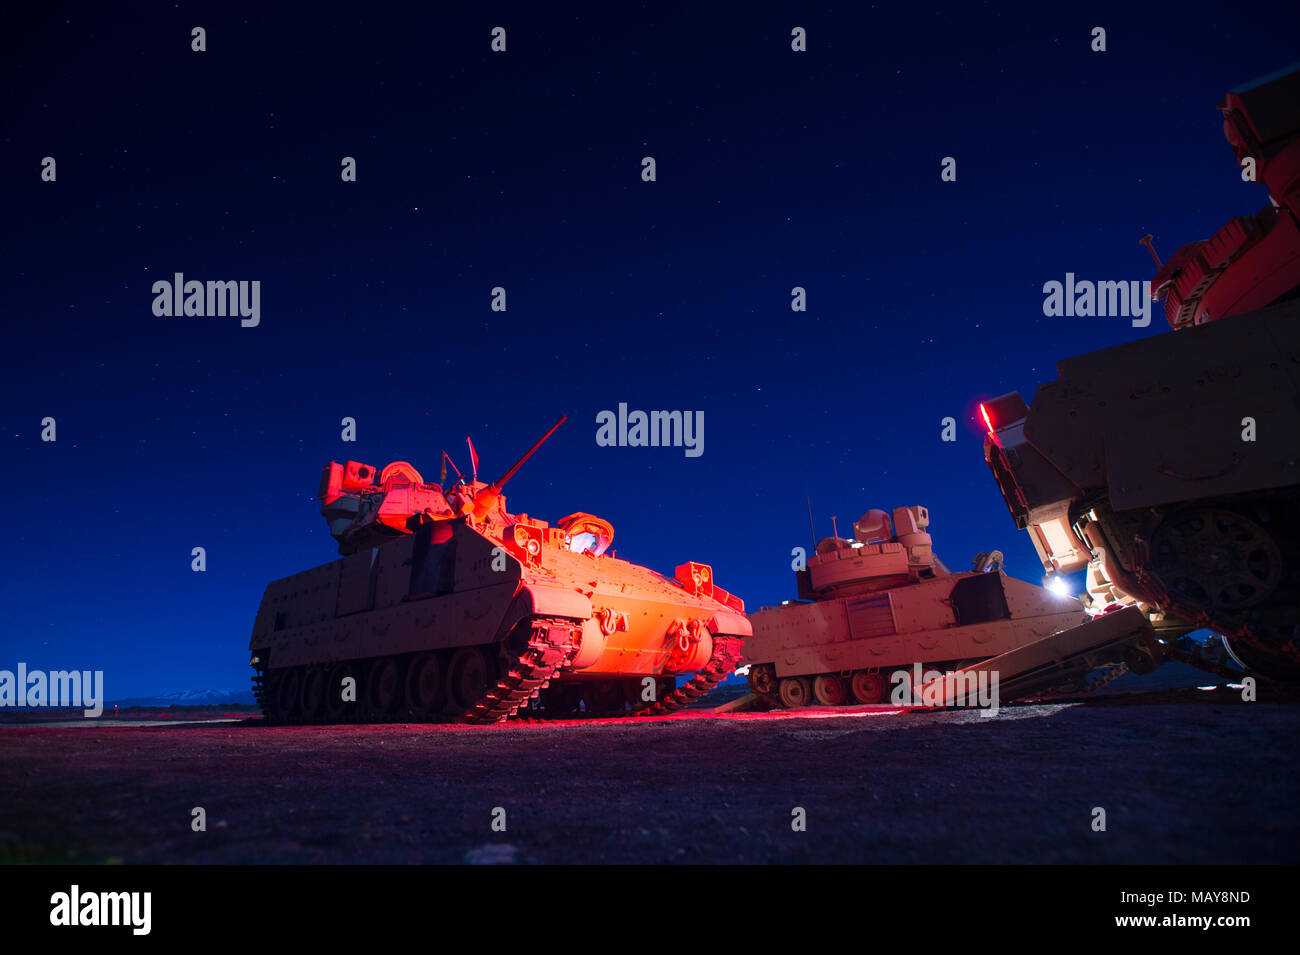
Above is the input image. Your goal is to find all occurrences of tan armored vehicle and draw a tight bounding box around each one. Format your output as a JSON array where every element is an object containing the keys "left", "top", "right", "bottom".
[
  {"left": 249, "top": 417, "right": 751, "bottom": 724},
  {"left": 980, "top": 64, "right": 1300, "bottom": 679},
  {"left": 744, "top": 505, "right": 1086, "bottom": 708}
]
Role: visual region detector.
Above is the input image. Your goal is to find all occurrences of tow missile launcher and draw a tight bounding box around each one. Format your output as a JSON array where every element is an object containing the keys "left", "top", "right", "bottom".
[
  {"left": 744, "top": 505, "right": 1086, "bottom": 708},
  {"left": 249, "top": 416, "right": 751, "bottom": 723},
  {"left": 980, "top": 63, "right": 1300, "bottom": 679}
]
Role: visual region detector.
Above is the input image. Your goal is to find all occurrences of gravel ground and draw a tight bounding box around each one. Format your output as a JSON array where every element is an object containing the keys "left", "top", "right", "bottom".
[{"left": 1, "top": 690, "right": 1295, "bottom": 865}]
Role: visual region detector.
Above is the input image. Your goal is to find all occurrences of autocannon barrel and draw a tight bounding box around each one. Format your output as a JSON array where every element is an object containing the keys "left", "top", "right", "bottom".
[
  {"left": 470, "top": 415, "right": 567, "bottom": 519},
  {"left": 488, "top": 415, "right": 566, "bottom": 491}
]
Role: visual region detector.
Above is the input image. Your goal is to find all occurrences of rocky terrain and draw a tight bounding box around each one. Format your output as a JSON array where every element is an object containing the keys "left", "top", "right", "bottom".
[{"left": 1, "top": 686, "right": 1295, "bottom": 865}]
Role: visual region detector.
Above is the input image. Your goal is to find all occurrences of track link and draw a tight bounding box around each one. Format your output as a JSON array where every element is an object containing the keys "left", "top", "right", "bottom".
[
  {"left": 1136, "top": 564, "right": 1300, "bottom": 669},
  {"left": 633, "top": 635, "right": 745, "bottom": 716},
  {"left": 253, "top": 616, "right": 582, "bottom": 726},
  {"left": 460, "top": 619, "right": 581, "bottom": 724},
  {"left": 254, "top": 621, "right": 743, "bottom": 725},
  {"left": 1131, "top": 498, "right": 1300, "bottom": 671}
]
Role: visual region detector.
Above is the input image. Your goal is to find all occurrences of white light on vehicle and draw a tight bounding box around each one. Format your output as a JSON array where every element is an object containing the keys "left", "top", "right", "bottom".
[
  {"left": 1047, "top": 576, "right": 1072, "bottom": 597},
  {"left": 567, "top": 531, "right": 598, "bottom": 553}
]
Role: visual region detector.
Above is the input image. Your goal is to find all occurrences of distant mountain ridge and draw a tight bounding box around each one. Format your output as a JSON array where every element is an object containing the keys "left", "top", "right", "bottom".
[{"left": 109, "top": 689, "right": 257, "bottom": 707}]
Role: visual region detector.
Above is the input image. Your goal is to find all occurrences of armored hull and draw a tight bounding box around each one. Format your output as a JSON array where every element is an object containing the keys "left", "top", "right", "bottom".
[
  {"left": 744, "top": 506, "right": 1084, "bottom": 707},
  {"left": 980, "top": 65, "right": 1300, "bottom": 678},
  {"left": 250, "top": 419, "right": 750, "bottom": 723}
]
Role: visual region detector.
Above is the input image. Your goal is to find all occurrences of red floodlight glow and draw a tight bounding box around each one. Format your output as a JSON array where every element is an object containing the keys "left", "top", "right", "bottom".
[{"left": 979, "top": 403, "right": 995, "bottom": 434}]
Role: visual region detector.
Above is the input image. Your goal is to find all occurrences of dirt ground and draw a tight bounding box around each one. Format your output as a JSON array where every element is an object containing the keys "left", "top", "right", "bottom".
[{"left": 1, "top": 690, "right": 1296, "bottom": 865}]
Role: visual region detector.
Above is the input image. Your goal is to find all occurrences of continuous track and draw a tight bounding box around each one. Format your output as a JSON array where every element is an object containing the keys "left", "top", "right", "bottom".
[{"left": 254, "top": 617, "right": 745, "bottom": 725}]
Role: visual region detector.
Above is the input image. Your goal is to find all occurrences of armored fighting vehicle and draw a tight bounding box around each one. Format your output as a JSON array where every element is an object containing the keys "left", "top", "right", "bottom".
[
  {"left": 980, "top": 64, "right": 1300, "bottom": 679},
  {"left": 744, "top": 505, "right": 1086, "bottom": 708},
  {"left": 249, "top": 417, "right": 751, "bottom": 724}
]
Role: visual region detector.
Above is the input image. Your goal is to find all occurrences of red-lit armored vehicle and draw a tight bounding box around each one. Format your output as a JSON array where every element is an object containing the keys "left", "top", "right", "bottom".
[
  {"left": 980, "top": 64, "right": 1300, "bottom": 679},
  {"left": 250, "top": 417, "right": 750, "bottom": 723},
  {"left": 744, "top": 505, "right": 1086, "bottom": 707}
]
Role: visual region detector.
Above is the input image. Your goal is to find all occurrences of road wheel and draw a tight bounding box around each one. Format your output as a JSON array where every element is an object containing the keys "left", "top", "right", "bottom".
[
  {"left": 274, "top": 668, "right": 301, "bottom": 723},
  {"left": 366, "top": 656, "right": 403, "bottom": 718},
  {"left": 447, "top": 647, "right": 496, "bottom": 712},
  {"left": 405, "top": 652, "right": 444, "bottom": 719},
  {"left": 1148, "top": 507, "right": 1282, "bottom": 611},
  {"left": 299, "top": 667, "right": 327, "bottom": 722},
  {"left": 324, "top": 662, "right": 358, "bottom": 722},
  {"left": 778, "top": 676, "right": 812, "bottom": 708},
  {"left": 813, "top": 674, "right": 848, "bottom": 706},
  {"left": 748, "top": 663, "right": 777, "bottom": 695},
  {"left": 851, "top": 670, "right": 885, "bottom": 703}
]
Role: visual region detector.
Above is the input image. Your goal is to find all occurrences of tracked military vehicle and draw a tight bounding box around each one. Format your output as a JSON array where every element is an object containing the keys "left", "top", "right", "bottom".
[
  {"left": 744, "top": 505, "right": 1086, "bottom": 708},
  {"left": 980, "top": 64, "right": 1300, "bottom": 679},
  {"left": 249, "top": 417, "right": 751, "bottom": 724}
]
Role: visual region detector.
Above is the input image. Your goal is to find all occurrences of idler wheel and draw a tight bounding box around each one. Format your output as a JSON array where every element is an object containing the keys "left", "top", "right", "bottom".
[
  {"left": 273, "top": 668, "right": 301, "bottom": 723},
  {"left": 365, "top": 656, "right": 403, "bottom": 718},
  {"left": 813, "top": 674, "right": 848, "bottom": 706},
  {"left": 299, "top": 667, "right": 327, "bottom": 722},
  {"left": 1148, "top": 507, "right": 1283, "bottom": 612},
  {"left": 778, "top": 676, "right": 812, "bottom": 708},
  {"left": 447, "top": 647, "right": 496, "bottom": 712},
  {"left": 324, "top": 663, "right": 358, "bottom": 722},
  {"left": 850, "top": 670, "right": 885, "bottom": 704},
  {"left": 405, "top": 653, "right": 445, "bottom": 718}
]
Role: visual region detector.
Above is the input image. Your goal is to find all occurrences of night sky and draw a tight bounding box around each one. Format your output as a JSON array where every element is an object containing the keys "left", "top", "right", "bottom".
[{"left": 3, "top": 2, "right": 1293, "bottom": 698}]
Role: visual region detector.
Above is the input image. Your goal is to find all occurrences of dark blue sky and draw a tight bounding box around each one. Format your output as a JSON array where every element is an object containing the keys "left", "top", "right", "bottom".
[{"left": 3, "top": 2, "right": 1293, "bottom": 696}]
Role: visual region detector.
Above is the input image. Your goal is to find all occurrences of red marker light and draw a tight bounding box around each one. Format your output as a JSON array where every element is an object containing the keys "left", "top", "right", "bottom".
[{"left": 979, "top": 403, "right": 995, "bottom": 434}]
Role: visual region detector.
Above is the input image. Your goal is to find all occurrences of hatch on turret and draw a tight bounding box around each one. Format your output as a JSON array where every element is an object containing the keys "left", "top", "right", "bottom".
[
  {"left": 557, "top": 512, "right": 615, "bottom": 556},
  {"left": 949, "top": 573, "right": 1012, "bottom": 625}
]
